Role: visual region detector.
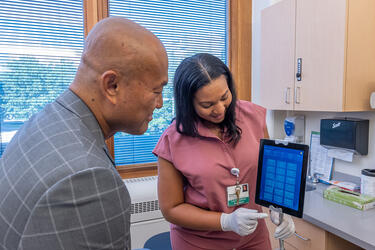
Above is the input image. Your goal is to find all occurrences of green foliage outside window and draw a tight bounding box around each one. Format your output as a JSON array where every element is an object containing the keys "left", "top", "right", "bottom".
[{"left": 0, "top": 56, "right": 75, "bottom": 121}]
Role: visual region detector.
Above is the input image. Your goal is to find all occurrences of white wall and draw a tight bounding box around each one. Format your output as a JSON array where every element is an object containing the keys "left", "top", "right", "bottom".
[{"left": 252, "top": 0, "right": 375, "bottom": 177}]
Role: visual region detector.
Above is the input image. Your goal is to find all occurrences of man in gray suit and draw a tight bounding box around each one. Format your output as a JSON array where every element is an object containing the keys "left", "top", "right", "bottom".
[{"left": 0, "top": 16, "right": 168, "bottom": 250}]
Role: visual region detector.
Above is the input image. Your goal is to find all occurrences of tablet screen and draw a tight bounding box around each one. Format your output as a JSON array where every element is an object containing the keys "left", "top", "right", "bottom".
[{"left": 255, "top": 139, "right": 309, "bottom": 217}]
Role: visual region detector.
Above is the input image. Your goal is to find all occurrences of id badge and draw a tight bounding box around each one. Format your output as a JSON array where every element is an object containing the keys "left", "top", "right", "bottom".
[{"left": 226, "top": 183, "right": 249, "bottom": 207}]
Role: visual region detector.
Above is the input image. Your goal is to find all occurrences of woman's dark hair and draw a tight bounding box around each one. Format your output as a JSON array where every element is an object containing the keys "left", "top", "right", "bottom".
[{"left": 173, "top": 53, "right": 242, "bottom": 145}]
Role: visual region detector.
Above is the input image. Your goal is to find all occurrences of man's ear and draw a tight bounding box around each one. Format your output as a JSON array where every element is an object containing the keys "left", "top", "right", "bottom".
[{"left": 100, "top": 70, "right": 119, "bottom": 105}]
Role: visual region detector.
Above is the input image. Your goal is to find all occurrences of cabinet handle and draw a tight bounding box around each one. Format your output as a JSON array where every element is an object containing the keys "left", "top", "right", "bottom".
[
  {"left": 295, "top": 86, "right": 301, "bottom": 104},
  {"left": 294, "top": 232, "right": 310, "bottom": 241},
  {"left": 285, "top": 87, "right": 291, "bottom": 104}
]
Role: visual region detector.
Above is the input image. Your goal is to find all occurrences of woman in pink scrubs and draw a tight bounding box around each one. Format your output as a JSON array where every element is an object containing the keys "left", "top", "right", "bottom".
[{"left": 153, "top": 53, "right": 295, "bottom": 250}]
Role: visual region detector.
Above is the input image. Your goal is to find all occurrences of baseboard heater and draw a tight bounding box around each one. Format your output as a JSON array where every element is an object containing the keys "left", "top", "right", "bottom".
[{"left": 123, "top": 176, "right": 170, "bottom": 249}]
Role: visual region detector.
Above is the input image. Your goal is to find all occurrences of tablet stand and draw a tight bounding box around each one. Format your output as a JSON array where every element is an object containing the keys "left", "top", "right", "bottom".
[{"left": 269, "top": 205, "right": 285, "bottom": 250}]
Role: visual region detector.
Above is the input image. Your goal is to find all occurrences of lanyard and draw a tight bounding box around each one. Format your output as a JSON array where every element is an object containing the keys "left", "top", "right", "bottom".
[
  {"left": 231, "top": 168, "right": 241, "bottom": 205},
  {"left": 230, "top": 167, "right": 240, "bottom": 184}
]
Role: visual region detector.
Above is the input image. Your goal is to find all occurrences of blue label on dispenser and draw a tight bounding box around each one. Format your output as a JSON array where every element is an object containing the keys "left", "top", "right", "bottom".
[{"left": 284, "top": 120, "right": 295, "bottom": 136}]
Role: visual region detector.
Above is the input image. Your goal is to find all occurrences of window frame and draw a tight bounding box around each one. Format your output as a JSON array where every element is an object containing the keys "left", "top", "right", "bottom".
[{"left": 83, "top": 0, "right": 252, "bottom": 178}]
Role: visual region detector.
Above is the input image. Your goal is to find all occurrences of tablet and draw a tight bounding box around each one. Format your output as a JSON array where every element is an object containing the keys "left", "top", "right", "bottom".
[{"left": 255, "top": 139, "right": 309, "bottom": 218}]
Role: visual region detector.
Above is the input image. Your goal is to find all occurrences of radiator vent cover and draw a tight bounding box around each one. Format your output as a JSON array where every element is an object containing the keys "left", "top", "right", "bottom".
[
  {"left": 124, "top": 176, "right": 158, "bottom": 184},
  {"left": 131, "top": 199, "right": 160, "bottom": 214},
  {"left": 124, "top": 176, "right": 163, "bottom": 222}
]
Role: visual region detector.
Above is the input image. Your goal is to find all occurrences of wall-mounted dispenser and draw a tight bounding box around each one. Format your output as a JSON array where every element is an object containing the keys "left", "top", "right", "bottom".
[
  {"left": 284, "top": 116, "right": 305, "bottom": 143},
  {"left": 320, "top": 118, "right": 369, "bottom": 155}
]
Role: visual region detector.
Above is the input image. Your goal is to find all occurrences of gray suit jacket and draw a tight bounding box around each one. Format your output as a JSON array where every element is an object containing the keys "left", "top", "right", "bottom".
[{"left": 0, "top": 89, "right": 131, "bottom": 250}]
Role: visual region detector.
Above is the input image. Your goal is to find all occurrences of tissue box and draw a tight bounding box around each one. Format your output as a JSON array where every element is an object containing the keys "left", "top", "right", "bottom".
[{"left": 323, "top": 186, "right": 375, "bottom": 211}]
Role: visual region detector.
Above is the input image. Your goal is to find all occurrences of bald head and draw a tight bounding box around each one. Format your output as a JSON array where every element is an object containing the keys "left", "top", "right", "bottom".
[
  {"left": 79, "top": 17, "right": 165, "bottom": 81},
  {"left": 70, "top": 17, "right": 168, "bottom": 138}
]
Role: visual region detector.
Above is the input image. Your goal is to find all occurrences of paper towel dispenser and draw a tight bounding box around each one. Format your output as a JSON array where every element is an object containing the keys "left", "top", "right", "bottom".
[{"left": 320, "top": 118, "right": 369, "bottom": 155}]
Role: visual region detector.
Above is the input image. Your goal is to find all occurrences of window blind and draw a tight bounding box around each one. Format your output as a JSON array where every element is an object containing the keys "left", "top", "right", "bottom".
[
  {"left": 109, "top": 0, "right": 227, "bottom": 166},
  {"left": 0, "top": 0, "right": 84, "bottom": 157}
]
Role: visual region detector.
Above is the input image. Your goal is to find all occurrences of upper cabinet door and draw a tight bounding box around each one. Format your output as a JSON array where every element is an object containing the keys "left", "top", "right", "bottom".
[
  {"left": 259, "top": 0, "right": 375, "bottom": 111},
  {"left": 294, "top": 0, "right": 347, "bottom": 111},
  {"left": 259, "top": 0, "right": 296, "bottom": 110},
  {"left": 344, "top": 0, "right": 375, "bottom": 111}
]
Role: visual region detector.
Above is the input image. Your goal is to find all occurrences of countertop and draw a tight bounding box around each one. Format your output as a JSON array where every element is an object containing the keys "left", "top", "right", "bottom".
[{"left": 302, "top": 180, "right": 375, "bottom": 250}]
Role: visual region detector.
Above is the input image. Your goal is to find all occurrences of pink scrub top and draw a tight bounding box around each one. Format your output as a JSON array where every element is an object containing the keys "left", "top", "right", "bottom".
[{"left": 153, "top": 100, "right": 271, "bottom": 250}]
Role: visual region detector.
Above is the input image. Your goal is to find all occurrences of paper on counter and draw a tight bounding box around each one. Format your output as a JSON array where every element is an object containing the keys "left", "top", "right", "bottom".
[
  {"left": 309, "top": 131, "right": 333, "bottom": 181},
  {"left": 327, "top": 148, "right": 354, "bottom": 162}
]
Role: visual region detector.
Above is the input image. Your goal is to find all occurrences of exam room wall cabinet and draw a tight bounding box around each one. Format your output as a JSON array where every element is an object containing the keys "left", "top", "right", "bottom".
[{"left": 259, "top": 0, "right": 375, "bottom": 112}]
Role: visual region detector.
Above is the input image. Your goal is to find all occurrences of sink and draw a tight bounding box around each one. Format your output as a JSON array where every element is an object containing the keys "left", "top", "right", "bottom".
[{"left": 305, "top": 183, "right": 317, "bottom": 192}]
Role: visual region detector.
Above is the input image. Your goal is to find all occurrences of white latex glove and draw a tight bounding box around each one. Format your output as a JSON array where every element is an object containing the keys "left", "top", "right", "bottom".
[
  {"left": 220, "top": 208, "right": 268, "bottom": 236},
  {"left": 271, "top": 211, "right": 295, "bottom": 240}
]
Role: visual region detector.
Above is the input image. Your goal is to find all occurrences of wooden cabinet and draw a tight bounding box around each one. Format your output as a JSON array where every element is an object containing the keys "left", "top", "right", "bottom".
[
  {"left": 265, "top": 216, "right": 363, "bottom": 250},
  {"left": 259, "top": 0, "right": 375, "bottom": 111}
]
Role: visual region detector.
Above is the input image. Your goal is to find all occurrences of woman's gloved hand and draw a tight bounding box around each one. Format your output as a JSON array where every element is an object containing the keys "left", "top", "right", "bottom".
[
  {"left": 220, "top": 208, "right": 268, "bottom": 236},
  {"left": 270, "top": 211, "right": 295, "bottom": 240}
]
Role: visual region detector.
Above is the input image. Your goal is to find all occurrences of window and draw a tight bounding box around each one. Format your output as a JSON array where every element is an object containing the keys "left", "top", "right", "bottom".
[
  {"left": 109, "top": 0, "right": 227, "bottom": 166},
  {"left": 0, "top": 0, "right": 252, "bottom": 178},
  {"left": 0, "top": 0, "right": 84, "bottom": 157}
]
